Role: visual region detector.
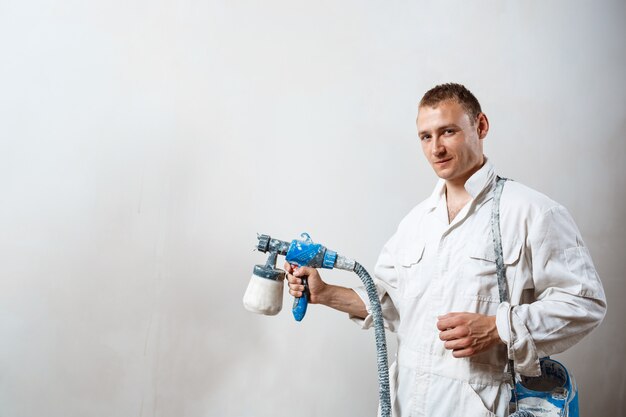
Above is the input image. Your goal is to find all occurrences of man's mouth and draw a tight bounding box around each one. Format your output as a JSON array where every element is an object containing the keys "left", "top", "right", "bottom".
[{"left": 434, "top": 158, "right": 452, "bottom": 165}]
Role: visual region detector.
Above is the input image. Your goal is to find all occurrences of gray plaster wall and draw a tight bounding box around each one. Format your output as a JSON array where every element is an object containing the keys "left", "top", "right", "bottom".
[{"left": 0, "top": 1, "right": 624, "bottom": 416}]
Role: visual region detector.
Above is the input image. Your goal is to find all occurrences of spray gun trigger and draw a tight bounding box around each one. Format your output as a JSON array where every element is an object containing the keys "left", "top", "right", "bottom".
[{"left": 302, "top": 277, "right": 309, "bottom": 297}]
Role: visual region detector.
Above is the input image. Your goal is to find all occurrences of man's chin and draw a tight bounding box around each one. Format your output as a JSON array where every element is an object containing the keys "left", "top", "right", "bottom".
[{"left": 432, "top": 167, "right": 452, "bottom": 180}]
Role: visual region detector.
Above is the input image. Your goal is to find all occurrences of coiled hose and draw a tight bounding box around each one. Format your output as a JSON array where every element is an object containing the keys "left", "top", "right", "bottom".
[{"left": 353, "top": 262, "right": 391, "bottom": 417}]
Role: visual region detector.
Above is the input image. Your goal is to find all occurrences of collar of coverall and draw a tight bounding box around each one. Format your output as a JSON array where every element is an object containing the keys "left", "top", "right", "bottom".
[{"left": 426, "top": 156, "right": 496, "bottom": 210}]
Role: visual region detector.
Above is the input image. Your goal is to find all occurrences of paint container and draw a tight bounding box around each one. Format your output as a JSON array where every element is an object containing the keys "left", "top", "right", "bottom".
[
  {"left": 242, "top": 264, "right": 285, "bottom": 316},
  {"left": 512, "top": 358, "right": 579, "bottom": 417}
]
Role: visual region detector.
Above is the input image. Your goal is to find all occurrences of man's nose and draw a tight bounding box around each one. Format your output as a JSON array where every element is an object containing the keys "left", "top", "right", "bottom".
[{"left": 431, "top": 136, "right": 446, "bottom": 157}]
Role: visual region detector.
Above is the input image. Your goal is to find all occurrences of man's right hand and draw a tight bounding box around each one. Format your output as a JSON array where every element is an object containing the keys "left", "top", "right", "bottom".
[
  {"left": 284, "top": 262, "right": 368, "bottom": 318},
  {"left": 285, "top": 262, "right": 328, "bottom": 304}
]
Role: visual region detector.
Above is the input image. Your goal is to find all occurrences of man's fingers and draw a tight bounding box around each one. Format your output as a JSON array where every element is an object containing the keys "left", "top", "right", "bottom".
[
  {"left": 438, "top": 312, "right": 462, "bottom": 320},
  {"left": 443, "top": 337, "right": 472, "bottom": 351},
  {"left": 289, "top": 288, "right": 303, "bottom": 297},
  {"left": 288, "top": 283, "right": 305, "bottom": 292},
  {"left": 451, "top": 347, "right": 476, "bottom": 358},
  {"left": 286, "top": 274, "right": 304, "bottom": 292},
  {"left": 287, "top": 274, "right": 302, "bottom": 285},
  {"left": 439, "top": 326, "right": 469, "bottom": 341},
  {"left": 436, "top": 314, "right": 465, "bottom": 331}
]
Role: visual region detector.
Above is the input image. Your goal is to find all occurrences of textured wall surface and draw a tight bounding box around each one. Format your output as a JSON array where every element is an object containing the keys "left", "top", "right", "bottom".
[{"left": 0, "top": 1, "right": 624, "bottom": 416}]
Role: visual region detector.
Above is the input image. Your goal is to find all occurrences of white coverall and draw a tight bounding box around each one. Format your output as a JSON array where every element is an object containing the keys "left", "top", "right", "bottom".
[{"left": 351, "top": 160, "right": 606, "bottom": 417}]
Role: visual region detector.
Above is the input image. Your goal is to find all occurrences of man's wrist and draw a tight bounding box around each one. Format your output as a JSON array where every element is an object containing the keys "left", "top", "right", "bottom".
[
  {"left": 310, "top": 283, "right": 332, "bottom": 305},
  {"left": 312, "top": 285, "right": 368, "bottom": 319},
  {"left": 488, "top": 315, "right": 505, "bottom": 346}
]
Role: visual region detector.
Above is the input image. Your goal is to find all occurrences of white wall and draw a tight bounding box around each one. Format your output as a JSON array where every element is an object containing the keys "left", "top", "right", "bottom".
[{"left": 1, "top": 1, "right": 624, "bottom": 416}]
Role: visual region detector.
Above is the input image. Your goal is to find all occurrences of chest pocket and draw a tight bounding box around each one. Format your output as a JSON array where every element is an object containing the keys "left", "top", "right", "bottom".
[
  {"left": 398, "top": 241, "right": 428, "bottom": 299},
  {"left": 463, "top": 238, "right": 523, "bottom": 302}
]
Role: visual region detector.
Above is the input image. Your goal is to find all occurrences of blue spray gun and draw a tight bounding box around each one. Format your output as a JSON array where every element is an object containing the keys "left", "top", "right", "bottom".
[
  {"left": 260, "top": 232, "right": 355, "bottom": 321},
  {"left": 243, "top": 232, "right": 392, "bottom": 417}
]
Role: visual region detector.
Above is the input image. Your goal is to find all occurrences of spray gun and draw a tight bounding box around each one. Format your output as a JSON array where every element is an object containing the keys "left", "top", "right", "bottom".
[
  {"left": 244, "top": 233, "right": 355, "bottom": 321},
  {"left": 243, "top": 232, "right": 392, "bottom": 417}
]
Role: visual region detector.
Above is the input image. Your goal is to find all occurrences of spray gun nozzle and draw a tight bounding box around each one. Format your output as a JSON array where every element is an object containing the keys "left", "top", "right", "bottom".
[
  {"left": 256, "top": 234, "right": 271, "bottom": 253},
  {"left": 256, "top": 234, "right": 290, "bottom": 256}
]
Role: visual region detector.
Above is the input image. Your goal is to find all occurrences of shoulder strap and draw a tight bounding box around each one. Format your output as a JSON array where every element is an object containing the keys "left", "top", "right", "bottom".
[
  {"left": 491, "top": 176, "right": 510, "bottom": 304},
  {"left": 491, "top": 176, "right": 521, "bottom": 403}
]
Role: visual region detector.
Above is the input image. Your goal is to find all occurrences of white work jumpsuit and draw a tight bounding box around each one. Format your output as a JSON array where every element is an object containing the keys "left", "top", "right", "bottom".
[{"left": 351, "top": 160, "right": 606, "bottom": 417}]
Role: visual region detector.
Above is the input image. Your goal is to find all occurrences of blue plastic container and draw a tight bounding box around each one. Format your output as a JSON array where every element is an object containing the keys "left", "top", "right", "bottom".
[{"left": 511, "top": 358, "right": 578, "bottom": 417}]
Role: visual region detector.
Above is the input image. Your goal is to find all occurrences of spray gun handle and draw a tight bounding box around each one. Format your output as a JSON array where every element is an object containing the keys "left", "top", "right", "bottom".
[{"left": 292, "top": 275, "right": 309, "bottom": 321}]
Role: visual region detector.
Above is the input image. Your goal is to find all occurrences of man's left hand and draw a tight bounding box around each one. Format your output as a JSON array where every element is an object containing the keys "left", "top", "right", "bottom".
[{"left": 437, "top": 312, "right": 504, "bottom": 358}]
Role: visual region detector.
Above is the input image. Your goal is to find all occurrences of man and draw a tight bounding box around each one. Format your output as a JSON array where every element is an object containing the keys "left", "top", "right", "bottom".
[{"left": 285, "top": 83, "right": 606, "bottom": 417}]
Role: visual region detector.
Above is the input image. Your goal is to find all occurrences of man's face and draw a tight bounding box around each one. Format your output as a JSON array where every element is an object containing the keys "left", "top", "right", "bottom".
[{"left": 416, "top": 100, "right": 488, "bottom": 186}]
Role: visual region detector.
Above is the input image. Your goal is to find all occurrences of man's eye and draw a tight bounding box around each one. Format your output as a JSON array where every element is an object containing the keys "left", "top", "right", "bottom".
[
  {"left": 421, "top": 135, "right": 431, "bottom": 141},
  {"left": 444, "top": 129, "right": 455, "bottom": 135}
]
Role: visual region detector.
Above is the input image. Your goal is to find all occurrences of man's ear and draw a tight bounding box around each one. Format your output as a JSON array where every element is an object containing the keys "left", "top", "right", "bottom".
[{"left": 476, "top": 112, "right": 489, "bottom": 139}]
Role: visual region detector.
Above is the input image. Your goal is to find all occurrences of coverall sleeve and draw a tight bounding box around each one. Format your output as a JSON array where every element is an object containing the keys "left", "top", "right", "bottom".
[
  {"left": 495, "top": 205, "right": 607, "bottom": 376},
  {"left": 349, "top": 237, "right": 401, "bottom": 332}
]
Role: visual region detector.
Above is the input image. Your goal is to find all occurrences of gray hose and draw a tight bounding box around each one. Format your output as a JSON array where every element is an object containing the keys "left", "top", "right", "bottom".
[
  {"left": 353, "top": 262, "right": 391, "bottom": 417},
  {"left": 509, "top": 412, "right": 535, "bottom": 417}
]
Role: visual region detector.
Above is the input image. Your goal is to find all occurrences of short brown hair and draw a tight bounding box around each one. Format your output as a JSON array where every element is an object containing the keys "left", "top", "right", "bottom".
[{"left": 419, "top": 83, "right": 482, "bottom": 122}]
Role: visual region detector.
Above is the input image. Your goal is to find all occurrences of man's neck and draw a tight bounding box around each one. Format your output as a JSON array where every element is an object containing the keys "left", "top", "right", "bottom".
[
  {"left": 444, "top": 184, "right": 471, "bottom": 223},
  {"left": 443, "top": 160, "right": 485, "bottom": 222},
  {"left": 444, "top": 179, "right": 471, "bottom": 201},
  {"left": 444, "top": 157, "right": 486, "bottom": 202}
]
